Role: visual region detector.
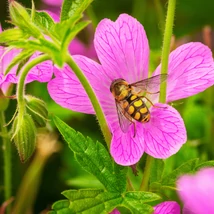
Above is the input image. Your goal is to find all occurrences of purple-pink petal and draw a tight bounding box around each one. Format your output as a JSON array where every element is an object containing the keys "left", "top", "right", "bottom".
[
  {"left": 177, "top": 168, "right": 214, "bottom": 214},
  {"left": 42, "top": 0, "right": 62, "bottom": 7},
  {"left": 142, "top": 103, "right": 186, "bottom": 158},
  {"left": 4, "top": 51, "right": 53, "bottom": 84},
  {"left": 153, "top": 201, "right": 180, "bottom": 214},
  {"left": 110, "top": 209, "right": 120, "bottom": 214},
  {"left": 94, "top": 13, "right": 149, "bottom": 83},
  {"left": 48, "top": 55, "right": 112, "bottom": 114},
  {"left": 110, "top": 117, "right": 145, "bottom": 165},
  {"left": 153, "top": 42, "right": 214, "bottom": 103}
]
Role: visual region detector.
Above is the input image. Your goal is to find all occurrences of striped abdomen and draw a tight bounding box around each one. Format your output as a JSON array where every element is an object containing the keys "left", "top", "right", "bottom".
[{"left": 123, "top": 94, "right": 150, "bottom": 123}]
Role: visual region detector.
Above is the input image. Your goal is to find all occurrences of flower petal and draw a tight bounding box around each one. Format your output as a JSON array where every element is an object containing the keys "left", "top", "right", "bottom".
[
  {"left": 143, "top": 103, "right": 186, "bottom": 158},
  {"left": 110, "top": 113, "right": 145, "bottom": 166},
  {"left": 153, "top": 42, "right": 214, "bottom": 102},
  {"left": 2, "top": 50, "right": 53, "bottom": 84},
  {"left": 48, "top": 55, "right": 112, "bottom": 114},
  {"left": 153, "top": 201, "right": 180, "bottom": 214},
  {"left": 94, "top": 13, "right": 149, "bottom": 83},
  {"left": 177, "top": 168, "right": 214, "bottom": 214}
]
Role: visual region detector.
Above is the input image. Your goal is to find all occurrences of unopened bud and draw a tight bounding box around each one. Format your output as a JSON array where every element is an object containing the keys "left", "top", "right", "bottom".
[
  {"left": 12, "top": 114, "right": 37, "bottom": 162},
  {"left": 25, "top": 95, "right": 48, "bottom": 128},
  {"left": 9, "top": 1, "right": 41, "bottom": 38}
]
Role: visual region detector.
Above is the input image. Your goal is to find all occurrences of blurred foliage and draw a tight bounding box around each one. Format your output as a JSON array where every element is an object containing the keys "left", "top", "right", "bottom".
[{"left": 0, "top": 0, "right": 214, "bottom": 213}]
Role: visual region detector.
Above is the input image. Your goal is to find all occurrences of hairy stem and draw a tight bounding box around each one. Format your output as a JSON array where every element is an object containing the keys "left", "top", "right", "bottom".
[
  {"left": 16, "top": 55, "right": 50, "bottom": 120},
  {"left": 66, "top": 54, "right": 112, "bottom": 148},
  {"left": 0, "top": 111, "right": 12, "bottom": 213},
  {"left": 159, "top": 0, "right": 176, "bottom": 103}
]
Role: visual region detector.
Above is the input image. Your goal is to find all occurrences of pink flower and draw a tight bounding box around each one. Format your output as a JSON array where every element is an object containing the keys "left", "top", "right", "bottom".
[
  {"left": 177, "top": 168, "right": 214, "bottom": 213},
  {"left": 48, "top": 14, "right": 214, "bottom": 165},
  {"left": 153, "top": 201, "right": 180, "bottom": 214},
  {"left": 42, "top": 0, "right": 62, "bottom": 7},
  {"left": 0, "top": 48, "right": 53, "bottom": 89},
  {"left": 110, "top": 209, "right": 120, "bottom": 214}
]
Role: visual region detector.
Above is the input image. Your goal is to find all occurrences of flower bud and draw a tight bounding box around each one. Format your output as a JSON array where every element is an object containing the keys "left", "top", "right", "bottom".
[
  {"left": 12, "top": 114, "right": 37, "bottom": 162},
  {"left": 25, "top": 96, "right": 48, "bottom": 128},
  {"left": 9, "top": 1, "right": 41, "bottom": 38}
]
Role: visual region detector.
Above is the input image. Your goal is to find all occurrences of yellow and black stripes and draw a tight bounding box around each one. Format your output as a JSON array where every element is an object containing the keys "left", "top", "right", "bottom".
[{"left": 123, "top": 94, "right": 150, "bottom": 123}]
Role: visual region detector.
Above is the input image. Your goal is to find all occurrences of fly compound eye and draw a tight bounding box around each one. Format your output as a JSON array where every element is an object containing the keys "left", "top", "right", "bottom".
[{"left": 110, "top": 78, "right": 126, "bottom": 92}]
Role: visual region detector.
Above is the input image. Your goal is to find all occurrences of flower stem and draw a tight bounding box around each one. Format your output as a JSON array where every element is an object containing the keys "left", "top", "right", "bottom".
[
  {"left": 139, "top": 155, "right": 153, "bottom": 191},
  {"left": 66, "top": 55, "right": 112, "bottom": 147},
  {"left": 159, "top": 0, "right": 176, "bottom": 103},
  {"left": 17, "top": 54, "right": 50, "bottom": 120},
  {"left": 0, "top": 111, "right": 12, "bottom": 213}
]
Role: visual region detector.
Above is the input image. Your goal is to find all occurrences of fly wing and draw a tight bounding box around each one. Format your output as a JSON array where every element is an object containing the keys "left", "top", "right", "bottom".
[
  {"left": 115, "top": 100, "right": 133, "bottom": 133},
  {"left": 130, "top": 74, "right": 168, "bottom": 94}
]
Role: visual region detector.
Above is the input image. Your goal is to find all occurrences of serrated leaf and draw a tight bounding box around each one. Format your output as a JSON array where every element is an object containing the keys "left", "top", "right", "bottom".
[
  {"left": 123, "top": 192, "right": 160, "bottom": 214},
  {"left": 4, "top": 49, "right": 34, "bottom": 75},
  {"left": 60, "top": 0, "right": 94, "bottom": 22},
  {"left": 124, "top": 191, "right": 161, "bottom": 203},
  {"left": 195, "top": 161, "right": 214, "bottom": 171},
  {"left": 51, "top": 189, "right": 160, "bottom": 214},
  {"left": 52, "top": 189, "right": 122, "bottom": 214},
  {"left": 123, "top": 201, "right": 154, "bottom": 214},
  {"left": 26, "top": 9, "right": 55, "bottom": 33},
  {"left": 53, "top": 116, "right": 127, "bottom": 193},
  {"left": 161, "top": 158, "right": 199, "bottom": 187}
]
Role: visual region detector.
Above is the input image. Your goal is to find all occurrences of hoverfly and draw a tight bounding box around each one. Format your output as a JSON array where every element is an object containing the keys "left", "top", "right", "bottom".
[{"left": 110, "top": 74, "right": 167, "bottom": 135}]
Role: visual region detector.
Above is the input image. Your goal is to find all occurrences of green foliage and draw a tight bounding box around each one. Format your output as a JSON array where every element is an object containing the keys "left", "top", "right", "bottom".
[
  {"left": 50, "top": 189, "right": 160, "bottom": 214},
  {"left": 61, "top": 0, "right": 94, "bottom": 22},
  {"left": 52, "top": 116, "right": 160, "bottom": 213},
  {"left": 26, "top": 9, "right": 56, "bottom": 36},
  {"left": 0, "top": 28, "right": 28, "bottom": 44},
  {"left": 161, "top": 158, "right": 199, "bottom": 188},
  {"left": 195, "top": 161, "right": 214, "bottom": 171},
  {"left": 53, "top": 115, "right": 126, "bottom": 193}
]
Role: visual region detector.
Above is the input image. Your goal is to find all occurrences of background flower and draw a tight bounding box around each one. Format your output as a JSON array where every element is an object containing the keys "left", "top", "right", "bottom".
[
  {"left": 177, "top": 167, "right": 214, "bottom": 213},
  {"left": 48, "top": 14, "right": 214, "bottom": 165},
  {"left": 153, "top": 201, "right": 180, "bottom": 214}
]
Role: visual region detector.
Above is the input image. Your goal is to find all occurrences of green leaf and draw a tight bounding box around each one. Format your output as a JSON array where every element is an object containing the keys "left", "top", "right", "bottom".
[
  {"left": 54, "top": 13, "right": 82, "bottom": 39},
  {"left": 53, "top": 116, "right": 127, "bottom": 193},
  {"left": 51, "top": 189, "right": 160, "bottom": 214},
  {"left": 161, "top": 158, "right": 199, "bottom": 188},
  {"left": 8, "top": 39, "right": 62, "bottom": 67},
  {"left": 61, "top": 20, "right": 90, "bottom": 58},
  {"left": 4, "top": 49, "right": 34, "bottom": 75},
  {"left": 60, "top": 0, "right": 94, "bottom": 22},
  {"left": 52, "top": 189, "right": 122, "bottom": 214},
  {"left": 122, "top": 191, "right": 160, "bottom": 214},
  {"left": 124, "top": 191, "right": 161, "bottom": 203},
  {"left": 123, "top": 201, "right": 154, "bottom": 214},
  {"left": 27, "top": 9, "right": 55, "bottom": 33},
  {"left": 195, "top": 161, "right": 214, "bottom": 171}
]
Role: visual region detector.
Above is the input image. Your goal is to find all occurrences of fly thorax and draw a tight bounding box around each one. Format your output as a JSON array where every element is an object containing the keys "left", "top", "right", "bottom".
[{"left": 110, "top": 79, "right": 130, "bottom": 101}]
